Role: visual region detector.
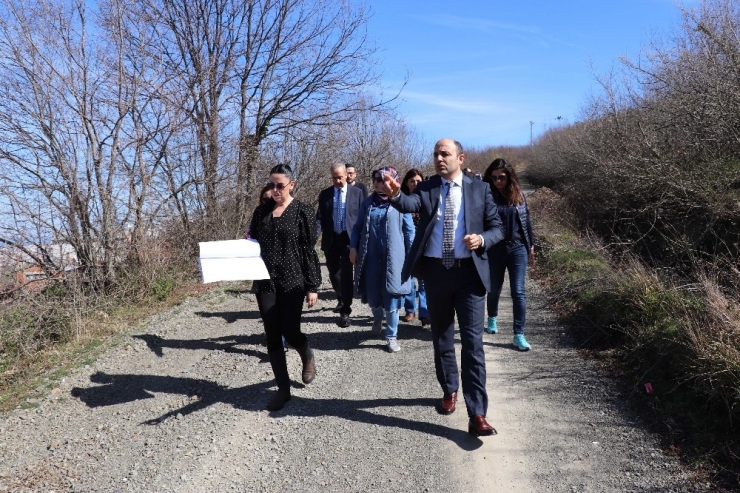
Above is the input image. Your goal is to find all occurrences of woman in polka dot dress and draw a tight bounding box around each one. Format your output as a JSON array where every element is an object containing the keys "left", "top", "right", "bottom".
[{"left": 247, "top": 164, "right": 322, "bottom": 411}]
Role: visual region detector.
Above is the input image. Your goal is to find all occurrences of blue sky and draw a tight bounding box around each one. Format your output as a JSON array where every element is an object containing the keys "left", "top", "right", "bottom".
[{"left": 368, "top": 0, "right": 697, "bottom": 148}]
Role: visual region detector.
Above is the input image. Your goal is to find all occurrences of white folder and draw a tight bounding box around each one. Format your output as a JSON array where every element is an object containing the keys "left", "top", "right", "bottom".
[{"left": 198, "top": 239, "right": 270, "bottom": 283}]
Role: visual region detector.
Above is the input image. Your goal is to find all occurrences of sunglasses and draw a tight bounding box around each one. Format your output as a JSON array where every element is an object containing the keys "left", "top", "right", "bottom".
[
  {"left": 373, "top": 176, "right": 385, "bottom": 183},
  {"left": 491, "top": 175, "right": 507, "bottom": 182},
  {"left": 266, "top": 182, "right": 290, "bottom": 191}
]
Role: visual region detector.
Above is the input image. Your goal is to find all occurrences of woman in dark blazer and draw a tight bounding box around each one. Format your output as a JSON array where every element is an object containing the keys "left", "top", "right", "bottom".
[{"left": 482, "top": 158, "right": 534, "bottom": 351}]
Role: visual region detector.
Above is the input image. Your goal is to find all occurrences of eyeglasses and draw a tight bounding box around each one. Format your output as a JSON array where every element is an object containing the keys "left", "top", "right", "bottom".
[
  {"left": 491, "top": 175, "right": 507, "bottom": 182},
  {"left": 373, "top": 176, "right": 384, "bottom": 183},
  {"left": 266, "top": 182, "right": 289, "bottom": 191}
]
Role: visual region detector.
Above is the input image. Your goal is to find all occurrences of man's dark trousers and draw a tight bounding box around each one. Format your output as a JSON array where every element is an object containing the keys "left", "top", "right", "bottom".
[
  {"left": 425, "top": 259, "right": 488, "bottom": 418},
  {"left": 326, "top": 231, "right": 353, "bottom": 315}
]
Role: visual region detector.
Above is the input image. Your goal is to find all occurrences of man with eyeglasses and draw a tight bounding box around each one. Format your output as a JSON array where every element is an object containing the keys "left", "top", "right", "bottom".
[
  {"left": 316, "top": 163, "right": 364, "bottom": 327},
  {"left": 345, "top": 163, "right": 369, "bottom": 198}
]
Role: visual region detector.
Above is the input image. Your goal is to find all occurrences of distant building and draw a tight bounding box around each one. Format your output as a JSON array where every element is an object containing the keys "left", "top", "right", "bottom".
[
  {"left": 14, "top": 264, "right": 57, "bottom": 292},
  {"left": 3, "top": 242, "right": 79, "bottom": 295}
]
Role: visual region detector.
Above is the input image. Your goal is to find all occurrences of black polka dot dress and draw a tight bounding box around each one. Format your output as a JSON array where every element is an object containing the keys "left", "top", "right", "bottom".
[{"left": 248, "top": 199, "right": 322, "bottom": 294}]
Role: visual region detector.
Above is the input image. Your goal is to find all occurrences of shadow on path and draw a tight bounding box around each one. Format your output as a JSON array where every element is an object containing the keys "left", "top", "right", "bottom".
[
  {"left": 134, "top": 311, "right": 434, "bottom": 360},
  {"left": 133, "top": 333, "right": 269, "bottom": 362},
  {"left": 71, "top": 372, "right": 482, "bottom": 451},
  {"left": 194, "top": 310, "right": 261, "bottom": 323}
]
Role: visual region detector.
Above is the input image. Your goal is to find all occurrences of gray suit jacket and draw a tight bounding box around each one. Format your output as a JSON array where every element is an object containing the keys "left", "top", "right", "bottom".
[{"left": 391, "top": 174, "right": 504, "bottom": 292}]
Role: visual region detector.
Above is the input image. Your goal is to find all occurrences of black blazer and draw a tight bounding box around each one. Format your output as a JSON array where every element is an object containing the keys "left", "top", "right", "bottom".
[
  {"left": 316, "top": 184, "right": 364, "bottom": 251},
  {"left": 350, "top": 181, "right": 369, "bottom": 198},
  {"left": 391, "top": 174, "right": 504, "bottom": 292}
]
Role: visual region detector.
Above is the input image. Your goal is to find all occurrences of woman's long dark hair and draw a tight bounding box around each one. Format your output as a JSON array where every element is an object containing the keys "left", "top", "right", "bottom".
[
  {"left": 257, "top": 183, "right": 274, "bottom": 206},
  {"left": 483, "top": 158, "right": 523, "bottom": 206},
  {"left": 400, "top": 168, "right": 424, "bottom": 195}
]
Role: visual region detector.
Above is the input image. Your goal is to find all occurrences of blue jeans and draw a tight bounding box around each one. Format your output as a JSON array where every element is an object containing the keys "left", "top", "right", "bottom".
[
  {"left": 487, "top": 241, "right": 528, "bottom": 335},
  {"left": 403, "top": 278, "right": 429, "bottom": 317},
  {"left": 372, "top": 306, "right": 400, "bottom": 338}
]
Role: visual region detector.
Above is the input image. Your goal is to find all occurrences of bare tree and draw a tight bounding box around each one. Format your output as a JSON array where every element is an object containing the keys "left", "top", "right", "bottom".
[
  {"left": 0, "top": 0, "right": 168, "bottom": 292},
  {"left": 120, "top": 0, "right": 383, "bottom": 238},
  {"left": 527, "top": 0, "right": 740, "bottom": 266},
  {"left": 251, "top": 96, "right": 428, "bottom": 209}
]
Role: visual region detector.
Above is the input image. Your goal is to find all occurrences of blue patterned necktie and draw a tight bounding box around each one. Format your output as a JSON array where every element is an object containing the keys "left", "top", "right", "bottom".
[
  {"left": 442, "top": 182, "right": 455, "bottom": 268},
  {"left": 334, "top": 187, "right": 344, "bottom": 233}
]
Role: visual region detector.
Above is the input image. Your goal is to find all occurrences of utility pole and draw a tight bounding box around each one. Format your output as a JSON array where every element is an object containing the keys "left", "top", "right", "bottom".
[{"left": 529, "top": 121, "right": 534, "bottom": 145}]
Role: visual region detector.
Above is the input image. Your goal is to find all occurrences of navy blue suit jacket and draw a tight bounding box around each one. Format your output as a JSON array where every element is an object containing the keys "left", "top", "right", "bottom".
[
  {"left": 391, "top": 174, "right": 504, "bottom": 292},
  {"left": 316, "top": 184, "right": 364, "bottom": 252}
]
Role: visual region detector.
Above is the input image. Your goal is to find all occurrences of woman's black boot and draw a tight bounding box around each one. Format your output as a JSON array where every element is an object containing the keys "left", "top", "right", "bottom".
[{"left": 267, "top": 350, "right": 291, "bottom": 411}]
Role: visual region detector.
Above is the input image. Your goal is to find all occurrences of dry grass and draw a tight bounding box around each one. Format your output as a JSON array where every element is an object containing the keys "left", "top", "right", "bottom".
[
  {"left": 686, "top": 274, "right": 740, "bottom": 418},
  {"left": 528, "top": 185, "right": 740, "bottom": 487},
  {"left": 0, "top": 276, "right": 211, "bottom": 412}
]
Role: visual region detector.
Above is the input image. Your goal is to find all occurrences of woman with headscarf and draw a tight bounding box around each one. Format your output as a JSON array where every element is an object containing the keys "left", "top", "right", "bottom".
[{"left": 349, "top": 167, "right": 415, "bottom": 353}]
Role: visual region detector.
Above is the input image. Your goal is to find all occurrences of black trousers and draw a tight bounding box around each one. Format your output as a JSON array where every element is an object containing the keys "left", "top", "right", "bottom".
[
  {"left": 325, "top": 231, "right": 354, "bottom": 315},
  {"left": 256, "top": 288, "right": 307, "bottom": 353},
  {"left": 424, "top": 259, "right": 488, "bottom": 418}
]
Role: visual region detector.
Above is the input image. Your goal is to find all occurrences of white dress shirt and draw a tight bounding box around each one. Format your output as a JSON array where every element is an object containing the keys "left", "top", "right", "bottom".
[{"left": 424, "top": 174, "right": 471, "bottom": 259}]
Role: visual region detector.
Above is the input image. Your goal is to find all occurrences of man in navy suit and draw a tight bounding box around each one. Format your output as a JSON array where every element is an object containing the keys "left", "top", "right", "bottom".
[
  {"left": 382, "top": 138, "right": 504, "bottom": 436},
  {"left": 316, "top": 163, "right": 365, "bottom": 327}
]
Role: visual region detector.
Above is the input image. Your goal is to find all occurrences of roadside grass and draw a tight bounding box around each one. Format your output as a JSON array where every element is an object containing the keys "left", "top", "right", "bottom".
[
  {"left": 527, "top": 187, "right": 740, "bottom": 486},
  {"left": 0, "top": 276, "right": 212, "bottom": 412}
]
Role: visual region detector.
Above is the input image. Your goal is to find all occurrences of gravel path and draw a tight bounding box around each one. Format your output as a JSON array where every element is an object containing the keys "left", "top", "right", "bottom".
[{"left": 0, "top": 265, "right": 716, "bottom": 492}]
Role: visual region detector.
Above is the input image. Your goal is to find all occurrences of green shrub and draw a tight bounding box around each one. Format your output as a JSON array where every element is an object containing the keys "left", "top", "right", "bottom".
[
  {"left": 0, "top": 305, "right": 72, "bottom": 359},
  {"left": 41, "top": 282, "right": 67, "bottom": 299},
  {"left": 545, "top": 247, "right": 610, "bottom": 283},
  {"left": 152, "top": 276, "right": 174, "bottom": 301}
]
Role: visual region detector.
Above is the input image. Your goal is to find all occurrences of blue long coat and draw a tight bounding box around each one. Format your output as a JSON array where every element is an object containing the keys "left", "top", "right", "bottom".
[{"left": 350, "top": 196, "right": 415, "bottom": 302}]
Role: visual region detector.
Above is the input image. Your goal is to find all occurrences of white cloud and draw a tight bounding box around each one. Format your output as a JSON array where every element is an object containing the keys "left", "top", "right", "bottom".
[
  {"left": 401, "top": 90, "right": 511, "bottom": 114},
  {"left": 413, "top": 14, "right": 583, "bottom": 50},
  {"left": 414, "top": 14, "right": 541, "bottom": 35}
]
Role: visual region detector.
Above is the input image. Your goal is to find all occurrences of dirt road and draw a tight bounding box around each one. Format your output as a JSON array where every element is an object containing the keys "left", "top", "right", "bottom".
[{"left": 0, "top": 268, "right": 708, "bottom": 492}]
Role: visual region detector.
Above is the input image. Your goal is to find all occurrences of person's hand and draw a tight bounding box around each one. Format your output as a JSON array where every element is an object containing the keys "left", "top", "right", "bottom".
[
  {"left": 381, "top": 173, "right": 401, "bottom": 197},
  {"left": 529, "top": 246, "right": 535, "bottom": 262},
  {"left": 349, "top": 247, "right": 358, "bottom": 265},
  {"left": 306, "top": 292, "right": 318, "bottom": 308},
  {"left": 463, "top": 234, "right": 483, "bottom": 250}
]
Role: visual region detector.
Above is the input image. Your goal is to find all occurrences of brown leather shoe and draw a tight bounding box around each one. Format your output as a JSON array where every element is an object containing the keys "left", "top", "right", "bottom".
[
  {"left": 302, "top": 353, "right": 315, "bottom": 384},
  {"left": 297, "top": 343, "right": 316, "bottom": 384},
  {"left": 402, "top": 312, "right": 416, "bottom": 322},
  {"left": 439, "top": 392, "right": 457, "bottom": 415},
  {"left": 468, "top": 415, "right": 496, "bottom": 436}
]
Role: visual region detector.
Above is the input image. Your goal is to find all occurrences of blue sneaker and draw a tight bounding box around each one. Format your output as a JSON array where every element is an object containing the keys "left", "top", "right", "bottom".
[
  {"left": 513, "top": 334, "right": 531, "bottom": 351},
  {"left": 485, "top": 316, "right": 497, "bottom": 334}
]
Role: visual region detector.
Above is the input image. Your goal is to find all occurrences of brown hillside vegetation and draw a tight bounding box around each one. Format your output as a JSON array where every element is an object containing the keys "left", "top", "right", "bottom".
[{"left": 525, "top": 0, "right": 740, "bottom": 486}]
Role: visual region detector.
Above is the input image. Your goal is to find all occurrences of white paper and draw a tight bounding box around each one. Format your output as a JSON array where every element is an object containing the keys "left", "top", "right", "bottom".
[
  {"left": 199, "top": 239, "right": 262, "bottom": 259},
  {"left": 198, "top": 239, "right": 270, "bottom": 283}
]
